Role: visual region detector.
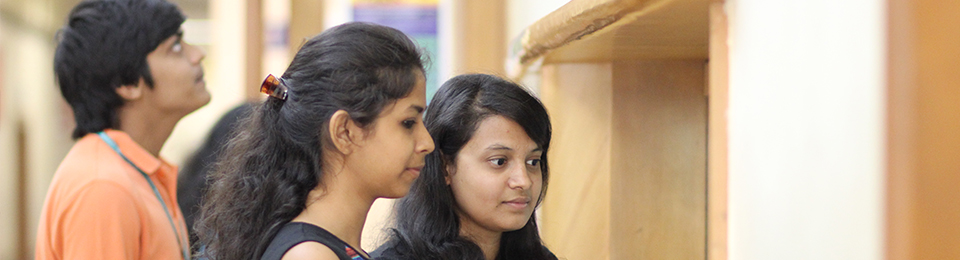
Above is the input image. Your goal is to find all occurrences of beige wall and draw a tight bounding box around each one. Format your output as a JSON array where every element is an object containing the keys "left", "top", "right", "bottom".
[{"left": 1, "top": 1, "right": 77, "bottom": 258}]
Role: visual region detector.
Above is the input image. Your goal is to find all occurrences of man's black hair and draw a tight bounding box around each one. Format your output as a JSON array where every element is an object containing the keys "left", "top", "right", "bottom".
[{"left": 54, "top": 0, "right": 185, "bottom": 139}]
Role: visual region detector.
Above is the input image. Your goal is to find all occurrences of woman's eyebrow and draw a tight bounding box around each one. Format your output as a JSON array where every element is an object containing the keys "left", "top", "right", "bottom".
[
  {"left": 408, "top": 105, "right": 425, "bottom": 114},
  {"left": 486, "top": 144, "right": 512, "bottom": 151}
]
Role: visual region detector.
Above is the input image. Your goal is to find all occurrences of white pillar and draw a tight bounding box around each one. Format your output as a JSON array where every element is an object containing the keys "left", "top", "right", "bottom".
[{"left": 726, "top": 0, "right": 886, "bottom": 259}]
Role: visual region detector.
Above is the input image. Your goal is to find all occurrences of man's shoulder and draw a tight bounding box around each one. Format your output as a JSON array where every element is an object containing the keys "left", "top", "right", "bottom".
[{"left": 50, "top": 135, "right": 137, "bottom": 194}]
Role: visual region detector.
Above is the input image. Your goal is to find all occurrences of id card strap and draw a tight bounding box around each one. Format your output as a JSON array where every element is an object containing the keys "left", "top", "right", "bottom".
[{"left": 97, "top": 132, "right": 189, "bottom": 260}]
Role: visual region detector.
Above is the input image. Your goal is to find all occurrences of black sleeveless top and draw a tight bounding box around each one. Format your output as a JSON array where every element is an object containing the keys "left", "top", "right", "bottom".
[{"left": 260, "top": 222, "right": 369, "bottom": 260}]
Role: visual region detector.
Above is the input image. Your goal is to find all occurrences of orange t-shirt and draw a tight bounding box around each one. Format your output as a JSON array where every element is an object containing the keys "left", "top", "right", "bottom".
[{"left": 35, "top": 129, "right": 189, "bottom": 260}]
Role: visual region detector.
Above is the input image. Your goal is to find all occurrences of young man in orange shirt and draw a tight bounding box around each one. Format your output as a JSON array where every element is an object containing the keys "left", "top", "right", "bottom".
[{"left": 35, "top": 0, "right": 210, "bottom": 259}]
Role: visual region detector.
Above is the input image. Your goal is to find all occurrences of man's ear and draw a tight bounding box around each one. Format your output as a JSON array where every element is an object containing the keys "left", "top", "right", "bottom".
[
  {"left": 328, "top": 110, "right": 364, "bottom": 154},
  {"left": 115, "top": 80, "right": 145, "bottom": 101}
]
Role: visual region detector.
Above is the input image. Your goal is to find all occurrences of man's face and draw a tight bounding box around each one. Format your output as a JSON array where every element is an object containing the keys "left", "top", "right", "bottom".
[{"left": 139, "top": 29, "right": 210, "bottom": 116}]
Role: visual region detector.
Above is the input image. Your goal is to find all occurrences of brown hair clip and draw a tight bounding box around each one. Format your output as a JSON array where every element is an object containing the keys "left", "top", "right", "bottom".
[{"left": 260, "top": 74, "right": 289, "bottom": 101}]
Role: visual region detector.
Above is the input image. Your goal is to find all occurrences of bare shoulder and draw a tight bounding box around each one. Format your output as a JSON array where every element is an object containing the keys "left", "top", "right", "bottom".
[{"left": 280, "top": 241, "right": 340, "bottom": 260}]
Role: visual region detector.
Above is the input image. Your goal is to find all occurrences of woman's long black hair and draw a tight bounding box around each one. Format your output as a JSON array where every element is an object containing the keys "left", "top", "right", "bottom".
[
  {"left": 195, "top": 22, "right": 425, "bottom": 260},
  {"left": 377, "top": 74, "right": 556, "bottom": 260}
]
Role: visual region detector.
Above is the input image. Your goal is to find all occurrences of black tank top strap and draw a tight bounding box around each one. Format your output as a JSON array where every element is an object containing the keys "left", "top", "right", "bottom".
[{"left": 260, "top": 222, "right": 366, "bottom": 260}]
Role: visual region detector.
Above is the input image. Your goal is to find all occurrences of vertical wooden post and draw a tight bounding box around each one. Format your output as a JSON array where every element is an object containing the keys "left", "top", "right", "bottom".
[
  {"left": 16, "top": 123, "right": 27, "bottom": 260},
  {"left": 245, "top": 0, "right": 264, "bottom": 101},
  {"left": 288, "top": 0, "right": 324, "bottom": 59},
  {"left": 454, "top": 0, "right": 506, "bottom": 75},
  {"left": 886, "top": 0, "right": 960, "bottom": 258}
]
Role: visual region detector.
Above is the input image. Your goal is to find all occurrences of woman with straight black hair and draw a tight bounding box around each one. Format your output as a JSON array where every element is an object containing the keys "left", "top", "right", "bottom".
[
  {"left": 373, "top": 74, "right": 558, "bottom": 260},
  {"left": 195, "top": 22, "right": 435, "bottom": 260}
]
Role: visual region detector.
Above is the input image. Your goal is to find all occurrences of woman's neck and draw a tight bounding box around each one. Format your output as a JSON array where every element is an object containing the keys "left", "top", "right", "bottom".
[
  {"left": 459, "top": 216, "right": 502, "bottom": 260},
  {"left": 292, "top": 169, "right": 376, "bottom": 256}
]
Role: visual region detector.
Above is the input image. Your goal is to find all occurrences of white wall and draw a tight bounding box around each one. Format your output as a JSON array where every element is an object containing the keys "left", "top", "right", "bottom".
[
  {"left": 504, "top": 0, "right": 568, "bottom": 93},
  {"left": 726, "top": 0, "right": 886, "bottom": 259},
  {"left": 505, "top": 0, "right": 568, "bottom": 46}
]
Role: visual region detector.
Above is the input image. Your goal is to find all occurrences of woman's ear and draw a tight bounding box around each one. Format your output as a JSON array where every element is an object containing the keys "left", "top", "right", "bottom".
[
  {"left": 329, "top": 110, "right": 366, "bottom": 155},
  {"left": 445, "top": 159, "right": 456, "bottom": 185},
  {"left": 329, "top": 110, "right": 355, "bottom": 154}
]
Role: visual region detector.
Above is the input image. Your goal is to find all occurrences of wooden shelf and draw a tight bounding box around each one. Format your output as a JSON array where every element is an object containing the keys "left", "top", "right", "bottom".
[{"left": 508, "top": 0, "right": 709, "bottom": 78}]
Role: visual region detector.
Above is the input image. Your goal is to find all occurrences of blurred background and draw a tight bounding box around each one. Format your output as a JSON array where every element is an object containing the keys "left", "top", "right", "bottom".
[
  {"left": 2, "top": 0, "right": 959, "bottom": 259},
  {"left": 0, "top": 0, "right": 570, "bottom": 258}
]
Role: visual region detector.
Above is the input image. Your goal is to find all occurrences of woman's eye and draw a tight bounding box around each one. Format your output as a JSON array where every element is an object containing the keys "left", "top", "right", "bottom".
[
  {"left": 489, "top": 158, "right": 506, "bottom": 166},
  {"left": 402, "top": 119, "right": 416, "bottom": 129},
  {"left": 172, "top": 42, "right": 182, "bottom": 53},
  {"left": 526, "top": 159, "right": 541, "bottom": 167}
]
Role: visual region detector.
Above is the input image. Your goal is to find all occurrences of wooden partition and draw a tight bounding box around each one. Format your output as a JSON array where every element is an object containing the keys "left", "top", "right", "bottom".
[
  {"left": 610, "top": 60, "right": 706, "bottom": 259},
  {"left": 539, "top": 63, "right": 613, "bottom": 259},
  {"left": 510, "top": 0, "right": 712, "bottom": 258},
  {"left": 539, "top": 60, "right": 707, "bottom": 259}
]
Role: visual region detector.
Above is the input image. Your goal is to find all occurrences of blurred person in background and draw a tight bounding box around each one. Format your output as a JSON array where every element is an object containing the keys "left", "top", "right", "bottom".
[
  {"left": 374, "top": 74, "right": 558, "bottom": 260},
  {"left": 176, "top": 103, "right": 253, "bottom": 246},
  {"left": 196, "top": 22, "right": 433, "bottom": 260},
  {"left": 34, "top": 0, "right": 209, "bottom": 259}
]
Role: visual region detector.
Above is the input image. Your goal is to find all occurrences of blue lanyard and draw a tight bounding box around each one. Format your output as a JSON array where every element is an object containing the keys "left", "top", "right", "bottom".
[{"left": 97, "top": 132, "right": 189, "bottom": 260}]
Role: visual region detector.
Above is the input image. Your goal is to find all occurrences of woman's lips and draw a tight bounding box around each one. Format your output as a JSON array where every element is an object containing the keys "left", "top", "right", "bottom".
[
  {"left": 503, "top": 198, "right": 530, "bottom": 210},
  {"left": 405, "top": 166, "right": 422, "bottom": 177}
]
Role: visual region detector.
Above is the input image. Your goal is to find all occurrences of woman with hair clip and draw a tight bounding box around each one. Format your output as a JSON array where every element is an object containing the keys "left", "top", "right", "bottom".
[
  {"left": 195, "top": 22, "right": 434, "bottom": 260},
  {"left": 373, "top": 74, "right": 558, "bottom": 260}
]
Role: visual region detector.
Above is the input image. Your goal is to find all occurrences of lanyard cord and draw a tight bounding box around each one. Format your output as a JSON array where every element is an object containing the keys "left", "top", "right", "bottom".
[{"left": 97, "top": 132, "right": 189, "bottom": 260}]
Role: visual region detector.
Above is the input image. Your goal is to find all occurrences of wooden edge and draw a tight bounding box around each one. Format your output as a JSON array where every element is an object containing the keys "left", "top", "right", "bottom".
[
  {"left": 520, "top": 0, "right": 644, "bottom": 64},
  {"left": 885, "top": 0, "right": 916, "bottom": 257},
  {"left": 507, "top": 0, "right": 651, "bottom": 79},
  {"left": 707, "top": 1, "right": 728, "bottom": 259}
]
